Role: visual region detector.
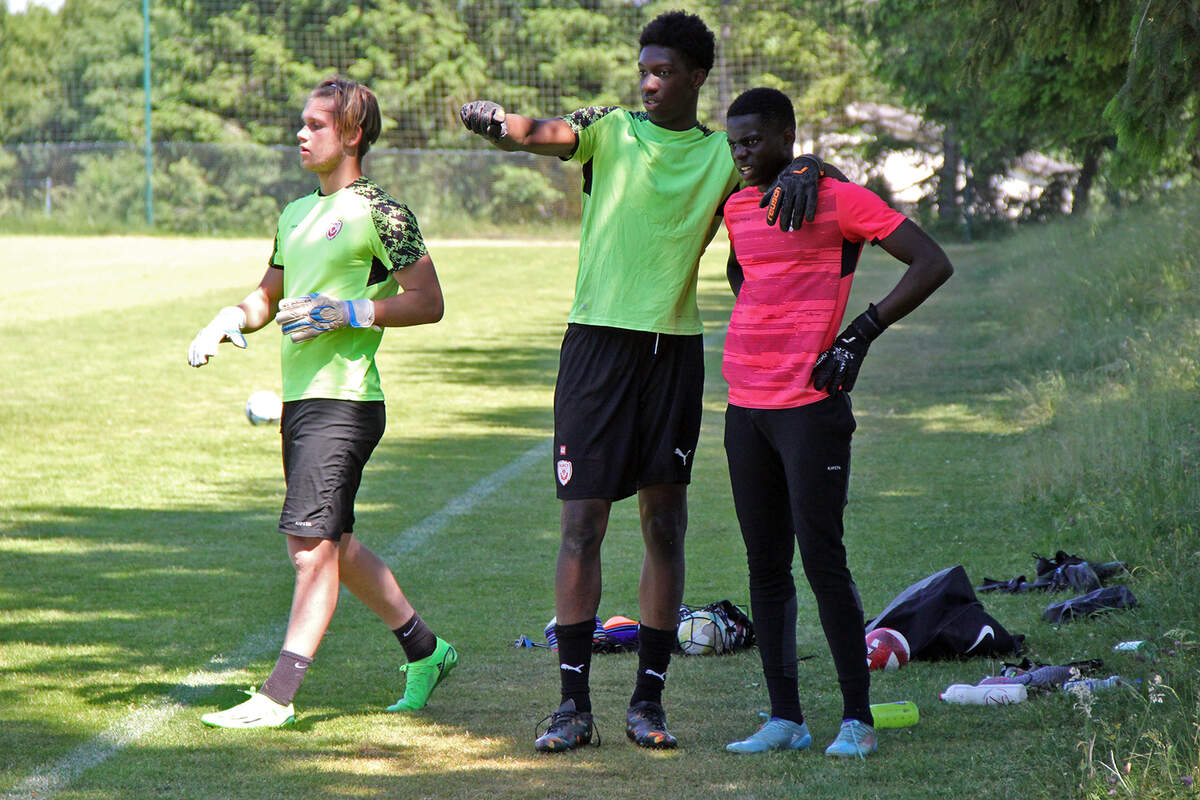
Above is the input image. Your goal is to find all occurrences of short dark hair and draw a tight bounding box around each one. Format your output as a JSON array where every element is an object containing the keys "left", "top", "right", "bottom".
[
  {"left": 639, "top": 11, "right": 715, "bottom": 72},
  {"left": 727, "top": 87, "right": 795, "bottom": 131},
  {"left": 313, "top": 76, "right": 382, "bottom": 161}
]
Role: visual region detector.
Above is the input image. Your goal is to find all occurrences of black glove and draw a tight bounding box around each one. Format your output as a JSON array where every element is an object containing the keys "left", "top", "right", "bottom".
[
  {"left": 759, "top": 154, "right": 823, "bottom": 231},
  {"left": 460, "top": 100, "right": 508, "bottom": 140},
  {"left": 811, "top": 304, "right": 886, "bottom": 394}
]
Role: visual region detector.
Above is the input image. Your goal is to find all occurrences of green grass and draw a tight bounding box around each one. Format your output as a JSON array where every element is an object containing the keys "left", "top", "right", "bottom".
[{"left": 1, "top": 191, "right": 1198, "bottom": 799}]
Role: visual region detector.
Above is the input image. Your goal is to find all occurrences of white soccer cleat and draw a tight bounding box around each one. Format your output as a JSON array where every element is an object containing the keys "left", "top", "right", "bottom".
[{"left": 201, "top": 689, "right": 295, "bottom": 729}]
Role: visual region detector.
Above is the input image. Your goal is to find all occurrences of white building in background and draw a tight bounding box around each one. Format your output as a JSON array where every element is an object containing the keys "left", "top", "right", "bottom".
[
  {"left": 806, "top": 101, "right": 1077, "bottom": 216},
  {"left": 6, "top": 0, "right": 65, "bottom": 10}
]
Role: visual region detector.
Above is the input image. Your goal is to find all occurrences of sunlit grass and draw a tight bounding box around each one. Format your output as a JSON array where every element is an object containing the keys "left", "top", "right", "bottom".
[{"left": 2, "top": 190, "right": 1199, "bottom": 798}]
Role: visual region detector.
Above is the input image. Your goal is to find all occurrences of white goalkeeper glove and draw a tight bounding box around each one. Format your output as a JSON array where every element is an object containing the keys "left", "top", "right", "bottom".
[
  {"left": 188, "top": 305, "right": 247, "bottom": 367},
  {"left": 275, "top": 293, "right": 376, "bottom": 343}
]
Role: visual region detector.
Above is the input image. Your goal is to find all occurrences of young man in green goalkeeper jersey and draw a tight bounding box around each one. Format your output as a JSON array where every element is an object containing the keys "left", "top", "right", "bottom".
[
  {"left": 188, "top": 77, "right": 457, "bottom": 728},
  {"left": 461, "top": 11, "right": 825, "bottom": 752}
]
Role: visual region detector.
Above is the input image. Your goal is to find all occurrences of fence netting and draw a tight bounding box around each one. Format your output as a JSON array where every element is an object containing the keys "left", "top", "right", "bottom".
[{"left": 1, "top": 0, "right": 871, "bottom": 233}]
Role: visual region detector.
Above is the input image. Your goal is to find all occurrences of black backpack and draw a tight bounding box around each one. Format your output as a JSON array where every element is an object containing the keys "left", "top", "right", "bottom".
[{"left": 866, "top": 565, "right": 1023, "bottom": 660}]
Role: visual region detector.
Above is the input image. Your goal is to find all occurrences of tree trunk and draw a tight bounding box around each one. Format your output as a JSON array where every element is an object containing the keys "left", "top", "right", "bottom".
[
  {"left": 1072, "top": 147, "right": 1098, "bottom": 215},
  {"left": 938, "top": 126, "right": 960, "bottom": 227}
]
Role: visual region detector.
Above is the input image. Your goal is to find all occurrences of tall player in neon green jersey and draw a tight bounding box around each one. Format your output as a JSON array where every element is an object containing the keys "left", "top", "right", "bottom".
[
  {"left": 188, "top": 77, "right": 457, "bottom": 728},
  {"left": 461, "top": 11, "right": 825, "bottom": 752}
]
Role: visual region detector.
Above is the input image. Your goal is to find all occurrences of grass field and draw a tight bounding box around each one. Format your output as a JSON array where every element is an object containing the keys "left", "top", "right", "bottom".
[{"left": 1, "top": 195, "right": 1198, "bottom": 800}]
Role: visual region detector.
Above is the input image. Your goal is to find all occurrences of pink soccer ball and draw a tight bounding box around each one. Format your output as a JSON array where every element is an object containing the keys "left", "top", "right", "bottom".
[{"left": 865, "top": 627, "right": 911, "bottom": 671}]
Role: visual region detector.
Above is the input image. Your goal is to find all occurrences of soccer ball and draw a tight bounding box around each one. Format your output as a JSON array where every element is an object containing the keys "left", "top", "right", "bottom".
[
  {"left": 245, "top": 390, "right": 282, "bottom": 425},
  {"left": 677, "top": 611, "right": 726, "bottom": 655},
  {"left": 865, "top": 627, "right": 911, "bottom": 671}
]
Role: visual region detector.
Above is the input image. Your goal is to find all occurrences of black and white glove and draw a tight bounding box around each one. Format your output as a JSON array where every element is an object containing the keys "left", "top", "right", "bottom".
[
  {"left": 759, "top": 154, "right": 823, "bottom": 231},
  {"left": 459, "top": 100, "right": 508, "bottom": 141},
  {"left": 811, "top": 305, "right": 886, "bottom": 394}
]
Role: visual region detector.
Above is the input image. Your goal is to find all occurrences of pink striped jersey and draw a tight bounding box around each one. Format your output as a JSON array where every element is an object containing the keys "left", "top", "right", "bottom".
[{"left": 722, "top": 178, "right": 906, "bottom": 409}]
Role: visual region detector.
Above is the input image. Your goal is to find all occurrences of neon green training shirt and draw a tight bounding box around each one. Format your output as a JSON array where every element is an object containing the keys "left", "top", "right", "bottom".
[
  {"left": 563, "top": 107, "right": 741, "bottom": 335},
  {"left": 269, "top": 177, "right": 428, "bottom": 402}
]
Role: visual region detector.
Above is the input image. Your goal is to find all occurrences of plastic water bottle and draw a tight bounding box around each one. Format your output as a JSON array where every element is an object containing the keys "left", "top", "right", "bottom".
[
  {"left": 1113, "top": 640, "right": 1157, "bottom": 660},
  {"left": 939, "top": 683, "right": 1028, "bottom": 705},
  {"left": 869, "top": 700, "right": 919, "bottom": 728},
  {"left": 1063, "top": 675, "right": 1129, "bottom": 693}
]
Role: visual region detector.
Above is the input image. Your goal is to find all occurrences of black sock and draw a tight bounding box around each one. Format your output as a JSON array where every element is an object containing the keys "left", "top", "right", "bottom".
[
  {"left": 394, "top": 612, "right": 437, "bottom": 663},
  {"left": 630, "top": 624, "right": 675, "bottom": 707},
  {"left": 555, "top": 620, "right": 595, "bottom": 712},
  {"left": 259, "top": 649, "right": 312, "bottom": 706}
]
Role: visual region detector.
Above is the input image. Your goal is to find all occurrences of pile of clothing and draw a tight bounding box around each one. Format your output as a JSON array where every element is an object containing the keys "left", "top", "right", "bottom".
[{"left": 977, "top": 550, "right": 1135, "bottom": 623}]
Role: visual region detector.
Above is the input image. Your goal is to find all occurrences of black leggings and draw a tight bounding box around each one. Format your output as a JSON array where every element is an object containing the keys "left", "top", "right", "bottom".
[{"left": 724, "top": 396, "right": 872, "bottom": 725}]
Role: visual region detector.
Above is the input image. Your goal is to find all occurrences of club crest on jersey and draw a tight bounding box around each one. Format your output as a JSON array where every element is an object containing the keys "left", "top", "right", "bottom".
[
  {"left": 326, "top": 218, "right": 343, "bottom": 240},
  {"left": 556, "top": 459, "right": 573, "bottom": 486}
]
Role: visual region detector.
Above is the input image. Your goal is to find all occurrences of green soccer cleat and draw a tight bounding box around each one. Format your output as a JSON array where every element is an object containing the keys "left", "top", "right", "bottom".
[
  {"left": 824, "top": 719, "right": 878, "bottom": 759},
  {"left": 201, "top": 688, "right": 295, "bottom": 729},
  {"left": 386, "top": 637, "right": 458, "bottom": 712}
]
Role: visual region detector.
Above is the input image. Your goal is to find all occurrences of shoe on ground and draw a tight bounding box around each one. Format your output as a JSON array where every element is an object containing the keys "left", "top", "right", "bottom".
[
  {"left": 726, "top": 718, "right": 812, "bottom": 753},
  {"left": 201, "top": 688, "right": 295, "bottom": 729},
  {"left": 625, "top": 700, "right": 678, "bottom": 749},
  {"left": 534, "top": 698, "right": 599, "bottom": 752},
  {"left": 824, "top": 719, "right": 877, "bottom": 758},
  {"left": 386, "top": 637, "right": 458, "bottom": 712}
]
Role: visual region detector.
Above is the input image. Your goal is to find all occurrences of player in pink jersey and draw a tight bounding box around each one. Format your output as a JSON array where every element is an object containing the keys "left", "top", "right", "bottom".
[{"left": 720, "top": 88, "right": 953, "bottom": 758}]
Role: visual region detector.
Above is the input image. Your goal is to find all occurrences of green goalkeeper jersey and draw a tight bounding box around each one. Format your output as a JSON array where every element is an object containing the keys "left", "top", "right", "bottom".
[
  {"left": 269, "top": 177, "right": 427, "bottom": 402},
  {"left": 564, "top": 107, "right": 740, "bottom": 335}
]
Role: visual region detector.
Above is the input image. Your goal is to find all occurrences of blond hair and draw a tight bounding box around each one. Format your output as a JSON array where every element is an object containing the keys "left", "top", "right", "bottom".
[{"left": 312, "top": 77, "right": 382, "bottom": 161}]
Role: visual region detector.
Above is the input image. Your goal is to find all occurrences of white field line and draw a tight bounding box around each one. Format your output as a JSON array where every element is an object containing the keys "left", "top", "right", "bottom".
[{"left": 3, "top": 440, "right": 547, "bottom": 800}]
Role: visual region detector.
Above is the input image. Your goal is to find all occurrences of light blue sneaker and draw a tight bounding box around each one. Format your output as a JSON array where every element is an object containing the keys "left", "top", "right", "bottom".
[
  {"left": 824, "top": 719, "right": 878, "bottom": 758},
  {"left": 726, "top": 718, "right": 812, "bottom": 753}
]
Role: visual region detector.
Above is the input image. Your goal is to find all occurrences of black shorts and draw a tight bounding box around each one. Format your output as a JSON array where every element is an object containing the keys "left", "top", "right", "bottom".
[
  {"left": 553, "top": 323, "right": 704, "bottom": 501},
  {"left": 278, "top": 398, "right": 386, "bottom": 541}
]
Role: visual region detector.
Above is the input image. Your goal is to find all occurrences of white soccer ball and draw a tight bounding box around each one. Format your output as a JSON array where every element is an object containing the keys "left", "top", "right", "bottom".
[
  {"left": 677, "top": 611, "right": 726, "bottom": 655},
  {"left": 245, "top": 390, "right": 282, "bottom": 425}
]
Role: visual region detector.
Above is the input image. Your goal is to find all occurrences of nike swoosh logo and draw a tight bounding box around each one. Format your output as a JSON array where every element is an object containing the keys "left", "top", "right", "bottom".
[{"left": 966, "top": 625, "right": 996, "bottom": 652}]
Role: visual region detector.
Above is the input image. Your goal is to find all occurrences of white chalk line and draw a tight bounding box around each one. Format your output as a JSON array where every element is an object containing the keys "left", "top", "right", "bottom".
[{"left": 3, "top": 440, "right": 547, "bottom": 800}]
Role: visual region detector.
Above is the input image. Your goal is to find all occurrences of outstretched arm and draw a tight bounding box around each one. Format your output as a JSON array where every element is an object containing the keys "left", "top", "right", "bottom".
[{"left": 460, "top": 100, "right": 577, "bottom": 158}]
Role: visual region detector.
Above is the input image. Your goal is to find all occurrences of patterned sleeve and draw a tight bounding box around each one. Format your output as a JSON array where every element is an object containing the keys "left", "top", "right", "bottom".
[
  {"left": 561, "top": 106, "right": 619, "bottom": 163},
  {"left": 358, "top": 181, "right": 428, "bottom": 271},
  {"left": 561, "top": 106, "right": 619, "bottom": 134}
]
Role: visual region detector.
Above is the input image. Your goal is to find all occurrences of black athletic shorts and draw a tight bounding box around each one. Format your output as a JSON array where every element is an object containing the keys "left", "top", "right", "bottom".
[
  {"left": 553, "top": 323, "right": 704, "bottom": 501},
  {"left": 278, "top": 398, "right": 386, "bottom": 541}
]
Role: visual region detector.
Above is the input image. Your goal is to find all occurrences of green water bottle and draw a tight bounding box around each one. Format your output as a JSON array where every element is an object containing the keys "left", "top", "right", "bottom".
[{"left": 870, "top": 700, "right": 919, "bottom": 728}]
